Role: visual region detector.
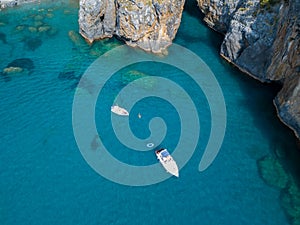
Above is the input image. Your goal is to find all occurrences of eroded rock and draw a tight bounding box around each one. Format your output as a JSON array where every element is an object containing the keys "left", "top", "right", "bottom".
[
  {"left": 79, "top": 0, "right": 116, "bottom": 42},
  {"left": 79, "top": 0, "right": 185, "bottom": 53},
  {"left": 257, "top": 155, "right": 289, "bottom": 189},
  {"left": 197, "top": 0, "right": 300, "bottom": 138}
]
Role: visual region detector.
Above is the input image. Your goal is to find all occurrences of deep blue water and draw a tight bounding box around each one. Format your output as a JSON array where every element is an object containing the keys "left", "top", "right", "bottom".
[{"left": 0, "top": 1, "right": 299, "bottom": 224}]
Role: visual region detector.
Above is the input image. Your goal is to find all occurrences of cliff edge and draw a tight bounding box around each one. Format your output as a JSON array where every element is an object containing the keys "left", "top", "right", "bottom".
[
  {"left": 197, "top": 0, "right": 300, "bottom": 138},
  {"left": 78, "top": 0, "right": 185, "bottom": 53}
]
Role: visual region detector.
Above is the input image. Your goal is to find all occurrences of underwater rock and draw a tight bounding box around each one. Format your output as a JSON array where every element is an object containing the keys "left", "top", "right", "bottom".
[
  {"left": 15, "top": 25, "right": 26, "bottom": 32},
  {"left": 46, "top": 27, "right": 58, "bottom": 37},
  {"left": 281, "top": 180, "right": 300, "bottom": 225},
  {"left": 1, "top": 66, "right": 29, "bottom": 81},
  {"left": 0, "top": 74, "right": 11, "bottom": 82},
  {"left": 58, "top": 71, "right": 78, "bottom": 80},
  {"left": 257, "top": 155, "right": 289, "bottom": 189},
  {"left": 7, "top": 58, "right": 34, "bottom": 74},
  {"left": 28, "top": 26, "right": 37, "bottom": 33},
  {"left": 68, "top": 30, "right": 89, "bottom": 50},
  {"left": 38, "top": 25, "right": 51, "bottom": 33},
  {"left": 23, "top": 37, "right": 42, "bottom": 51},
  {"left": 88, "top": 40, "right": 106, "bottom": 57},
  {"left": 63, "top": 9, "right": 72, "bottom": 15},
  {"left": 0, "top": 32, "right": 7, "bottom": 44},
  {"left": 88, "top": 39, "right": 120, "bottom": 57},
  {"left": 89, "top": 48, "right": 103, "bottom": 57},
  {"left": 1, "top": 58, "right": 33, "bottom": 82},
  {"left": 69, "top": 0, "right": 79, "bottom": 8},
  {"left": 121, "top": 70, "right": 156, "bottom": 90},
  {"left": 76, "top": 76, "right": 97, "bottom": 95},
  {"left": 68, "top": 30, "right": 82, "bottom": 46},
  {"left": 34, "top": 15, "right": 44, "bottom": 21},
  {"left": 3, "top": 67, "right": 23, "bottom": 74},
  {"left": 34, "top": 21, "right": 43, "bottom": 27},
  {"left": 91, "top": 134, "right": 100, "bottom": 150},
  {"left": 46, "top": 13, "right": 54, "bottom": 18},
  {"left": 121, "top": 70, "right": 147, "bottom": 83}
]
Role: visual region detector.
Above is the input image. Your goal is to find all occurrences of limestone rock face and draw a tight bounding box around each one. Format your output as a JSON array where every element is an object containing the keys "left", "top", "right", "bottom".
[
  {"left": 196, "top": 0, "right": 239, "bottom": 33},
  {"left": 79, "top": 0, "right": 185, "bottom": 53},
  {"left": 266, "top": 3, "right": 300, "bottom": 82},
  {"left": 79, "top": 0, "right": 116, "bottom": 42},
  {"left": 197, "top": 0, "right": 300, "bottom": 138},
  {"left": 0, "top": 0, "right": 37, "bottom": 9},
  {"left": 275, "top": 74, "right": 300, "bottom": 139}
]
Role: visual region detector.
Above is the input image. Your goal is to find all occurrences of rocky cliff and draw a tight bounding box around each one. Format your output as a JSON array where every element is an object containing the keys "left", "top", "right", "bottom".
[
  {"left": 79, "top": 0, "right": 300, "bottom": 138},
  {"left": 0, "top": 0, "right": 36, "bottom": 9},
  {"left": 78, "top": 0, "right": 185, "bottom": 53},
  {"left": 197, "top": 0, "right": 300, "bottom": 139}
]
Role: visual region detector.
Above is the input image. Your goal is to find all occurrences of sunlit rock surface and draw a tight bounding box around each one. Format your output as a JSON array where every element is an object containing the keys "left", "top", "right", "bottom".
[{"left": 79, "top": 0, "right": 185, "bottom": 53}]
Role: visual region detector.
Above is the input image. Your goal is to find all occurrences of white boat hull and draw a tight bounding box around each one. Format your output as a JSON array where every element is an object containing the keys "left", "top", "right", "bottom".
[
  {"left": 155, "top": 148, "right": 179, "bottom": 177},
  {"left": 111, "top": 105, "right": 129, "bottom": 116}
]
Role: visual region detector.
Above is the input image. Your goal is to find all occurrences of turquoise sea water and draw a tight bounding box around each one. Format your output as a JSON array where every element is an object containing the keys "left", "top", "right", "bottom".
[{"left": 1, "top": 1, "right": 299, "bottom": 224}]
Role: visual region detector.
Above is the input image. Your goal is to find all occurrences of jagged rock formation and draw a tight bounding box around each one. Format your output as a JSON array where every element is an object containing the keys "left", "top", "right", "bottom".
[
  {"left": 197, "top": 0, "right": 300, "bottom": 139},
  {"left": 79, "top": 0, "right": 185, "bottom": 53},
  {"left": 79, "top": 0, "right": 116, "bottom": 41},
  {"left": 0, "top": 0, "right": 35, "bottom": 9}
]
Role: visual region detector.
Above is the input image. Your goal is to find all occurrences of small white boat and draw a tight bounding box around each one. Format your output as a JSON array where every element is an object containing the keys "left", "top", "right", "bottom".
[
  {"left": 111, "top": 105, "right": 129, "bottom": 116},
  {"left": 155, "top": 148, "right": 179, "bottom": 177}
]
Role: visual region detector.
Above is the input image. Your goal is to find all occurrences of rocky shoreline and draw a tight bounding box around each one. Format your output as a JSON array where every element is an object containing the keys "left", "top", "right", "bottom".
[
  {"left": 196, "top": 0, "right": 300, "bottom": 139},
  {"left": 0, "top": 0, "right": 37, "bottom": 9},
  {"left": 78, "top": 0, "right": 300, "bottom": 139},
  {"left": 2, "top": 0, "right": 299, "bottom": 140}
]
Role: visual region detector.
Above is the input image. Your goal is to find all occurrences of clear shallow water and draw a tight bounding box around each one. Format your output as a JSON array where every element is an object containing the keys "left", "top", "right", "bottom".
[{"left": 0, "top": 1, "right": 299, "bottom": 225}]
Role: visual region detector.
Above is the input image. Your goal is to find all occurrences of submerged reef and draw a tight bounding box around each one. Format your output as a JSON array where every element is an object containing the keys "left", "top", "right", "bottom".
[
  {"left": 0, "top": 31, "right": 7, "bottom": 44},
  {"left": 22, "top": 36, "right": 42, "bottom": 51},
  {"left": 257, "top": 155, "right": 289, "bottom": 188},
  {"left": 281, "top": 181, "right": 300, "bottom": 225},
  {"left": 121, "top": 70, "right": 157, "bottom": 90},
  {"left": 258, "top": 155, "right": 300, "bottom": 225},
  {"left": 7, "top": 4, "right": 59, "bottom": 53},
  {"left": 1, "top": 58, "right": 34, "bottom": 81},
  {"left": 7, "top": 58, "right": 34, "bottom": 72}
]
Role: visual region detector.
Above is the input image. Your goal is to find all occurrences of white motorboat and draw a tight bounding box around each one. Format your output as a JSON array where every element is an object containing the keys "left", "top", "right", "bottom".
[
  {"left": 111, "top": 105, "right": 129, "bottom": 116},
  {"left": 155, "top": 148, "right": 179, "bottom": 177}
]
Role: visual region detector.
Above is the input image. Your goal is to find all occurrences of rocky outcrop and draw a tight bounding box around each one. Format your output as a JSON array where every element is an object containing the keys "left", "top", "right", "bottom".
[
  {"left": 0, "top": 0, "right": 36, "bottom": 9},
  {"left": 79, "top": 0, "right": 116, "bottom": 42},
  {"left": 275, "top": 74, "right": 300, "bottom": 140},
  {"left": 79, "top": 0, "right": 185, "bottom": 53},
  {"left": 197, "top": 0, "right": 300, "bottom": 139}
]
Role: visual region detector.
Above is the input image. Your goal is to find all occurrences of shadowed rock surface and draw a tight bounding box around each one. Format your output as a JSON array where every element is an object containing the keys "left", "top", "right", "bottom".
[{"left": 7, "top": 58, "right": 34, "bottom": 72}]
